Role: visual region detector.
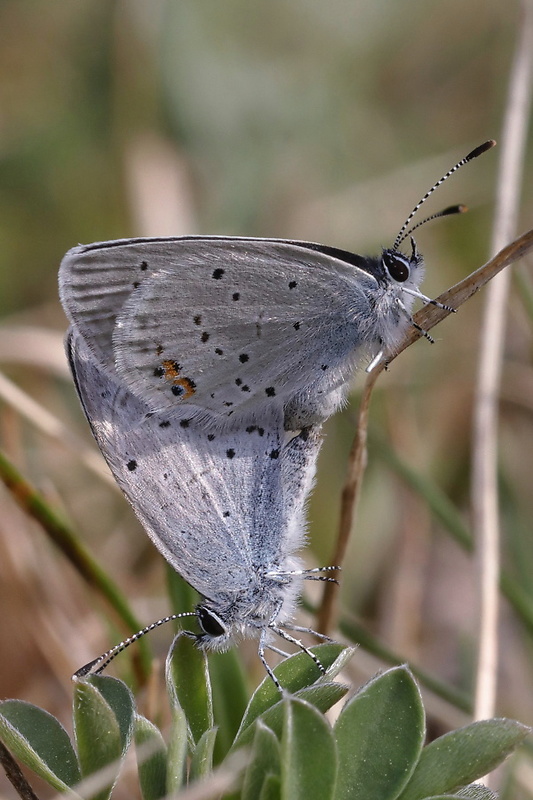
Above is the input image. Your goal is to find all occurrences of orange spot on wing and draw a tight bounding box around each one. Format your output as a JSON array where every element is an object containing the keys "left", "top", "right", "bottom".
[{"left": 174, "top": 377, "right": 197, "bottom": 399}]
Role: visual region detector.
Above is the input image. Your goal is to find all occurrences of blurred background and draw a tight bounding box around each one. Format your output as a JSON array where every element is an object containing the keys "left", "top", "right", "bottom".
[{"left": 0, "top": 0, "right": 532, "bottom": 796}]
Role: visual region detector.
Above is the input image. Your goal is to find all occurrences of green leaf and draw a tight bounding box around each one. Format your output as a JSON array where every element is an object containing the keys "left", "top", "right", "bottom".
[
  {"left": 242, "top": 721, "right": 281, "bottom": 800},
  {"left": 0, "top": 700, "right": 81, "bottom": 792},
  {"left": 88, "top": 675, "right": 135, "bottom": 752},
  {"left": 210, "top": 648, "right": 250, "bottom": 762},
  {"left": 189, "top": 727, "right": 218, "bottom": 781},
  {"left": 233, "top": 682, "right": 347, "bottom": 750},
  {"left": 260, "top": 773, "right": 282, "bottom": 800},
  {"left": 281, "top": 697, "right": 337, "bottom": 800},
  {"left": 235, "top": 644, "right": 349, "bottom": 741},
  {"left": 166, "top": 705, "right": 188, "bottom": 794},
  {"left": 73, "top": 676, "right": 134, "bottom": 800},
  {"left": 398, "top": 718, "right": 530, "bottom": 800},
  {"left": 134, "top": 715, "right": 167, "bottom": 800},
  {"left": 334, "top": 666, "right": 425, "bottom": 800},
  {"left": 165, "top": 632, "right": 214, "bottom": 747}
]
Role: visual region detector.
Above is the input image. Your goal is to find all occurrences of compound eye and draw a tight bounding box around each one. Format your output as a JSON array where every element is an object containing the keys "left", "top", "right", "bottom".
[
  {"left": 382, "top": 251, "right": 410, "bottom": 283},
  {"left": 197, "top": 606, "right": 226, "bottom": 637}
]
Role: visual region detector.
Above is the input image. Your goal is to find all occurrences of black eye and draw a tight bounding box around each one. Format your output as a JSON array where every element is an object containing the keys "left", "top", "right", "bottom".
[
  {"left": 197, "top": 606, "right": 226, "bottom": 637},
  {"left": 382, "top": 251, "right": 410, "bottom": 283}
]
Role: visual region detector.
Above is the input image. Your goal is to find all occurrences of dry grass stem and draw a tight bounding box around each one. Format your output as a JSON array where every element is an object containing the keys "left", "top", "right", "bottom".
[
  {"left": 318, "top": 227, "right": 533, "bottom": 636},
  {"left": 471, "top": 0, "right": 533, "bottom": 740}
]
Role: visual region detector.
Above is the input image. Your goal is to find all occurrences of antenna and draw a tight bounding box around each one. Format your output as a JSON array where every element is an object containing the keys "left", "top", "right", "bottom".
[
  {"left": 73, "top": 611, "right": 198, "bottom": 678},
  {"left": 393, "top": 140, "right": 496, "bottom": 250}
]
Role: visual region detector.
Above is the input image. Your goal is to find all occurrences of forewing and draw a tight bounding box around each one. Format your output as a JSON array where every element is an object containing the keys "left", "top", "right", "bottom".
[
  {"left": 67, "top": 328, "right": 288, "bottom": 600},
  {"left": 113, "top": 238, "right": 377, "bottom": 419}
]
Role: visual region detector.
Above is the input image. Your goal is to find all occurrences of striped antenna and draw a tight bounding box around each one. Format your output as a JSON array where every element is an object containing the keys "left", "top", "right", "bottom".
[
  {"left": 393, "top": 140, "right": 496, "bottom": 250},
  {"left": 73, "top": 611, "right": 198, "bottom": 679}
]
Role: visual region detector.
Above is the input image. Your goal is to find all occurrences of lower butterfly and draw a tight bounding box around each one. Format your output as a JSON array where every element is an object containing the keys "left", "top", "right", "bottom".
[
  {"left": 59, "top": 141, "right": 495, "bottom": 431},
  {"left": 67, "top": 329, "right": 338, "bottom": 690}
]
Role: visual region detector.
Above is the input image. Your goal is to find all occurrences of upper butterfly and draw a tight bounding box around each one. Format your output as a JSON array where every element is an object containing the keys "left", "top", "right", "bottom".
[{"left": 59, "top": 141, "right": 495, "bottom": 431}]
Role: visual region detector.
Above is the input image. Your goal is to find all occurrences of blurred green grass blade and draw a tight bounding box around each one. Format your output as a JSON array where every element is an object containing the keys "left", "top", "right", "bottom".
[
  {"left": 0, "top": 448, "right": 152, "bottom": 681},
  {"left": 281, "top": 697, "right": 337, "bottom": 800},
  {"left": 242, "top": 721, "right": 281, "bottom": 800},
  {"left": 235, "top": 644, "right": 348, "bottom": 740},
  {"left": 209, "top": 648, "right": 250, "bottom": 763},
  {"left": 397, "top": 719, "right": 530, "bottom": 800},
  {"left": 165, "top": 632, "right": 214, "bottom": 747},
  {"left": 166, "top": 706, "right": 187, "bottom": 795},
  {"left": 333, "top": 666, "right": 425, "bottom": 800},
  {"left": 338, "top": 616, "right": 472, "bottom": 713},
  {"left": 189, "top": 727, "right": 218, "bottom": 781},
  {"left": 134, "top": 715, "right": 167, "bottom": 800},
  {"left": 373, "top": 436, "right": 533, "bottom": 639},
  {"left": 372, "top": 436, "right": 472, "bottom": 549},
  {"left": 0, "top": 700, "right": 81, "bottom": 793},
  {"left": 73, "top": 677, "right": 134, "bottom": 800},
  {"left": 165, "top": 564, "right": 200, "bottom": 617},
  {"left": 515, "top": 264, "right": 533, "bottom": 323},
  {"left": 233, "top": 683, "right": 348, "bottom": 751}
]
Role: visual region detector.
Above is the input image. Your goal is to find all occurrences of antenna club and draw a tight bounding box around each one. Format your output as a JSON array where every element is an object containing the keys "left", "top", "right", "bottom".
[
  {"left": 466, "top": 139, "right": 496, "bottom": 161},
  {"left": 442, "top": 204, "right": 468, "bottom": 216}
]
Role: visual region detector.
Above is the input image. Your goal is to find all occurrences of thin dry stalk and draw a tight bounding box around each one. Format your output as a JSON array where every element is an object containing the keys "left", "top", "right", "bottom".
[
  {"left": 317, "top": 368, "right": 378, "bottom": 633},
  {"left": 472, "top": 0, "right": 533, "bottom": 733},
  {"left": 317, "top": 227, "right": 533, "bottom": 635}
]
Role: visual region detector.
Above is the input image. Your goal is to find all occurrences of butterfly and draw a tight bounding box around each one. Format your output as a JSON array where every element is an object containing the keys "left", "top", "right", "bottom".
[
  {"left": 59, "top": 142, "right": 494, "bottom": 432},
  {"left": 67, "top": 328, "right": 337, "bottom": 689}
]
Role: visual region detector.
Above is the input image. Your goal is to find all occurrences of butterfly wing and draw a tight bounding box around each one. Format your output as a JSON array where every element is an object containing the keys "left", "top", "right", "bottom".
[
  {"left": 67, "top": 328, "right": 292, "bottom": 601},
  {"left": 60, "top": 237, "right": 381, "bottom": 426}
]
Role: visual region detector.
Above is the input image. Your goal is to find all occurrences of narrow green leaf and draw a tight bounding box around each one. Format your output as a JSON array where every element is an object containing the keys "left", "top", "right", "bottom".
[
  {"left": 134, "top": 715, "right": 167, "bottom": 800},
  {"left": 259, "top": 773, "right": 282, "bottom": 800},
  {"left": 166, "top": 563, "right": 200, "bottom": 614},
  {"left": 0, "top": 449, "right": 152, "bottom": 682},
  {"left": 334, "top": 666, "right": 425, "bottom": 800},
  {"left": 0, "top": 700, "right": 81, "bottom": 792},
  {"left": 398, "top": 718, "right": 530, "bottom": 800},
  {"left": 235, "top": 644, "right": 348, "bottom": 741},
  {"left": 189, "top": 727, "right": 218, "bottom": 781},
  {"left": 233, "top": 682, "right": 348, "bottom": 750},
  {"left": 166, "top": 705, "right": 188, "bottom": 794},
  {"left": 242, "top": 721, "right": 281, "bottom": 800},
  {"left": 73, "top": 679, "right": 129, "bottom": 800},
  {"left": 281, "top": 697, "right": 337, "bottom": 800},
  {"left": 165, "top": 632, "right": 214, "bottom": 747},
  {"left": 210, "top": 648, "right": 250, "bottom": 762}
]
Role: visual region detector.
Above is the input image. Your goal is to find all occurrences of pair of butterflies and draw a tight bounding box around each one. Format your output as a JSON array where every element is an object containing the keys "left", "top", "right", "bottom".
[{"left": 60, "top": 141, "right": 494, "bottom": 688}]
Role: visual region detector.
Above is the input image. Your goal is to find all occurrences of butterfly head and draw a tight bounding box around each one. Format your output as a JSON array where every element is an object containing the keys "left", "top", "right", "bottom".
[{"left": 381, "top": 236, "right": 422, "bottom": 287}]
